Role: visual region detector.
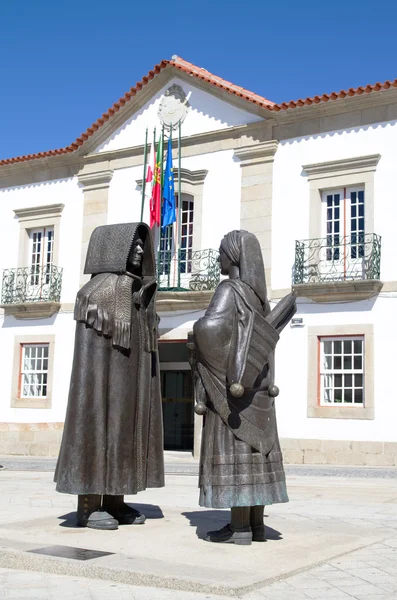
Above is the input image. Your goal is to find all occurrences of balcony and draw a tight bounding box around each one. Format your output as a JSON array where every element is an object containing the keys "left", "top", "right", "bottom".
[
  {"left": 1, "top": 265, "right": 63, "bottom": 319},
  {"left": 156, "top": 248, "right": 220, "bottom": 311},
  {"left": 293, "top": 233, "right": 383, "bottom": 302}
]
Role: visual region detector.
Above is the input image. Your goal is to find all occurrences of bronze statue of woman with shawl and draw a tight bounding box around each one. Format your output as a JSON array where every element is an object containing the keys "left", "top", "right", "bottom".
[
  {"left": 55, "top": 223, "right": 164, "bottom": 530},
  {"left": 191, "top": 230, "right": 296, "bottom": 545}
]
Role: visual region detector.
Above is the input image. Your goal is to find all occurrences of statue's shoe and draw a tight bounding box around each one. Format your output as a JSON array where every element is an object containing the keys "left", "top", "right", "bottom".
[
  {"left": 205, "top": 524, "right": 252, "bottom": 545},
  {"left": 77, "top": 510, "right": 119, "bottom": 530},
  {"left": 251, "top": 524, "right": 267, "bottom": 542},
  {"left": 107, "top": 503, "right": 146, "bottom": 525}
]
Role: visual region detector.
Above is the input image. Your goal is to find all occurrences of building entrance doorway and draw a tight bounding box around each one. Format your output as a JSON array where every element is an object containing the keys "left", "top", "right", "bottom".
[
  {"left": 161, "top": 370, "right": 194, "bottom": 451},
  {"left": 159, "top": 341, "right": 194, "bottom": 451}
]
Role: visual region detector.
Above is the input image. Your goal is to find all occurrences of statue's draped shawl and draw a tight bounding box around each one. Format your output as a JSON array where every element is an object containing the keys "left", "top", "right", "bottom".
[
  {"left": 74, "top": 223, "right": 156, "bottom": 350},
  {"left": 194, "top": 230, "right": 290, "bottom": 508}
]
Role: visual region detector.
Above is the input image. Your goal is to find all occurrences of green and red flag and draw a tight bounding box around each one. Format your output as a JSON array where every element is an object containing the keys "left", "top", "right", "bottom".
[{"left": 150, "top": 134, "right": 163, "bottom": 228}]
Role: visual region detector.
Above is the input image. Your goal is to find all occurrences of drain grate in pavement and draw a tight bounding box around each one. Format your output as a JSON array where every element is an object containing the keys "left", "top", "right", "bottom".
[{"left": 28, "top": 545, "right": 114, "bottom": 561}]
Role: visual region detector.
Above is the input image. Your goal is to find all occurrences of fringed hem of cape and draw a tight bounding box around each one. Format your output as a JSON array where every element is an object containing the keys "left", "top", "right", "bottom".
[{"left": 199, "top": 480, "right": 289, "bottom": 509}]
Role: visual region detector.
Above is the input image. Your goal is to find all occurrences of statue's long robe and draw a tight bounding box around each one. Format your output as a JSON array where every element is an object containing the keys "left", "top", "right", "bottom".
[
  {"left": 194, "top": 280, "right": 288, "bottom": 509},
  {"left": 54, "top": 276, "right": 164, "bottom": 496}
]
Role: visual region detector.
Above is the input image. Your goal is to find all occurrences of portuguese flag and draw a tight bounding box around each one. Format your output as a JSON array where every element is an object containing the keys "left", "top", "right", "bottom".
[{"left": 150, "top": 134, "right": 164, "bottom": 228}]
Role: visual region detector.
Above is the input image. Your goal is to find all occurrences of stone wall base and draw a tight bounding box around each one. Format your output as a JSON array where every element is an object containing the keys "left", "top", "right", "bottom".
[
  {"left": 281, "top": 438, "right": 397, "bottom": 467},
  {"left": 0, "top": 425, "right": 396, "bottom": 467},
  {"left": 0, "top": 423, "right": 63, "bottom": 457}
]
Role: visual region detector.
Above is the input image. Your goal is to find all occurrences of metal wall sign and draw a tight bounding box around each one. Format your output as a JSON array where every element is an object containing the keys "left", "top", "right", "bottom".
[
  {"left": 158, "top": 84, "right": 190, "bottom": 130},
  {"left": 291, "top": 317, "right": 304, "bottom": 327}
]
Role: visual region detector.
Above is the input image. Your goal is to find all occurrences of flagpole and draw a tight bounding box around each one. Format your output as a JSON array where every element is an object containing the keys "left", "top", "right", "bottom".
[
  {"left": 177, "top": 120, "right": 182, "bottom": 288},
  {"left": 140, "top": 128, "right": 148, "bottom": 222}
]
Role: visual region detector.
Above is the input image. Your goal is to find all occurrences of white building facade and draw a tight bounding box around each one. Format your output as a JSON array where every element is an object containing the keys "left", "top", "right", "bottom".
[{"left": 0, "top": 56, "right": 396, "bottom": 465}]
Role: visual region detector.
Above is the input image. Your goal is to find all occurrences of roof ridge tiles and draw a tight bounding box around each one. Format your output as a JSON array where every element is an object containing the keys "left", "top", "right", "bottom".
[{"left": 1, "top": 56, "right": 397, "bottom": 166}]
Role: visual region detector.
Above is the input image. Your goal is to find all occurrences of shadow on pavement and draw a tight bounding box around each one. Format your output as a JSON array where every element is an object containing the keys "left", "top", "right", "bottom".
[
  {"left": 182, "top": 510, "right": 283, "bottom": 541},
  {"left": 58, "top": 503, "right": 164, "bottom": 527}
]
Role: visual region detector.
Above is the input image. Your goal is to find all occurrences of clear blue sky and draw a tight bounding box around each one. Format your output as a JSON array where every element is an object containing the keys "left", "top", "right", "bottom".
[{"left": 0, "top": 0, "right": 395, "bottom": 160}]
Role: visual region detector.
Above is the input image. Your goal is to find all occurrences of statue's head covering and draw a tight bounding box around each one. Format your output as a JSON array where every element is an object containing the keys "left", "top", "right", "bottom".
[
  {"left": 220, "top": 230, "right": 268, "bottom": 307},
  {"left": 84, "top": 222, "right": 155, "bottom": 276}
]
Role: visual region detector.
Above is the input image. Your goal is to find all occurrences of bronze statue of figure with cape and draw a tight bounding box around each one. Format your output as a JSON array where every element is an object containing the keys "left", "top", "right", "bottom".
[
  {"left": 190, "top": 230, "right": 296, "bottom": 545},
  {"left": 55, "top": 222, "right": 165, "bottom": 530}
]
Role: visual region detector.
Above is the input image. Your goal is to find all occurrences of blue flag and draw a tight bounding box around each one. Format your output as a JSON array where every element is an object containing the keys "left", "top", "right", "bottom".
[{"left": 162, "top": 137, "right": 176, "bottom": 229}]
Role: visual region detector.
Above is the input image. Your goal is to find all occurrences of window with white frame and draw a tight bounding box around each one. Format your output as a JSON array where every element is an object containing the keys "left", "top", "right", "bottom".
[
  {"left": 20, "top": 343, "right": 49, "bottom": 398},
  {"left": 319, "top": 336, "right": 364, "bottom": 406},
  {"left": 180, "top": 194, "right": 194, "bottom": 274},
  {"left": 321, "top": 187, "right": 365, "bottom": 278},
  {"left": 29, "top": 227, "right": 54, "bottom": 285}
]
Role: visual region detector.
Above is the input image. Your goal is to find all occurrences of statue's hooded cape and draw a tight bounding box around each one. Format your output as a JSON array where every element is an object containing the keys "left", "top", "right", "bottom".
[{"left": 54, "top": 223, "right": 165, "bottom": 496}]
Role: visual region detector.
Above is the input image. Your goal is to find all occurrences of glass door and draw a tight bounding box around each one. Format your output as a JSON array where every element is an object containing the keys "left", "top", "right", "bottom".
[
  {"left": 28, "top": 228, "right": 54, "bottom": 301},
  {"left": 321, "top": 187, "right": 365, "bottom": 281}
]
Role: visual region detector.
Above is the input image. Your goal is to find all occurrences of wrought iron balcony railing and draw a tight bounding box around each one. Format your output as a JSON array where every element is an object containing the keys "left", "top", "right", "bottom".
[
  {"left": 157, "top": 248, "right": 220, "bottom": 291},
  {"left": 293, "top": 233, "right": 381, "bottom": 285},
  {"left": 1, "top": 265, "right": 63, "bottom": 304}
]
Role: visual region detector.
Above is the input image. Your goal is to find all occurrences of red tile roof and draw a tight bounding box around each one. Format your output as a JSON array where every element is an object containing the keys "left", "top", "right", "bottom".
[{"left": 1, "top": 56, "right": 397, "bottom": 167}]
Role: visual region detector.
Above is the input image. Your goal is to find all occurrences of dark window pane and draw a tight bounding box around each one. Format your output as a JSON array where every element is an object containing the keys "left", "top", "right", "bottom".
[
  {"left": 351, "top": 206, "right": 357, "bottom": 217},
  {"left": 334, "top": 389, "right": 343, "bottom": 403},
  {"left": 351, "top": 219, "right": 357, "bottom": 232},
  {"left": 358, "top": 190, "right": 364, "bottom": 202},
  {"left": 327, "top": 222, "right": 332, "bottom": 233},
  {"left": 354, "top": 374, "right": 363, "bottom": 387},
  {"left": 335, "top": 374, "right": 342, "bottom": 387},
  {"left": 354, "top": 389, "right": 363, "bottom": 404},
  {"left": 344, "top": 340, "right": 352, "bottom": 354},
  {"left": 359, "top": 218, "right": 364, "bottom": 232},
  {"left": 344, "top": 389, "right": 353, "bottom": 403},
  {"left": 334, "top": 222, "right": 340, "bottom": 233},
  {"left": 351, "top": 192, "right": 357, "bottom": 203},
  {"left": 345, "top": 374, "right": 353, "bottom": 387},
  {"left": 359, "top": 204, "right": 364, "bottom": 217},
  {"left": 182, "top": 212, "right": 187, "bottom": 223},
  {"left": 335, "top": 208, "right": 340, "bottom": 219},
  {"left": 344, "top": 356, "right": 352, "bottom": 370},
  {"left": 334, "top": 356, "right": 342, "bottom": 369},
  {"left": 327, "top": 208, "right": 332, "bottom": 220},
  {"left": 334, "top": 341, "right": 342, "bottom": 354},
  {"left": 354, "top": 340, "right": 363, "bottom": 353},
  {"left": 354, "top": 356, "right": 363, "bottom": 369},
  {"left": 327, "top": 196, "right": 332, "bottom": 206},
  {"left": 334, "top": 195, "right": 340, "bottom": 205}
]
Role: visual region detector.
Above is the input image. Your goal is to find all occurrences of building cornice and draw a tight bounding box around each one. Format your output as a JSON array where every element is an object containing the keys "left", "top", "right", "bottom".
[{"left": 271, "top": 87, "right": 397, "bottom": 126}]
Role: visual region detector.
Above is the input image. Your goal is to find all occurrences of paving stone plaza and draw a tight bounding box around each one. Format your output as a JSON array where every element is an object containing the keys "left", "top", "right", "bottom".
[{"left": 0, "top": 455, "right": 396, "bottom": 599}]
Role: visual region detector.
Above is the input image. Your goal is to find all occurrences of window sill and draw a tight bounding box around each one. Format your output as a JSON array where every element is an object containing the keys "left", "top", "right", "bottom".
[
  {"left": 308, "top": 405, "right": 374, "bottom": 420},
  {"left": 293, "top": 279, "right": 383, "bottom": 302},
  {"left": 1, "top": 302, "right": 61, "bottom": 320},
  {"left": 11, "top": 397, "right": 52, "bottom": 409}
]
